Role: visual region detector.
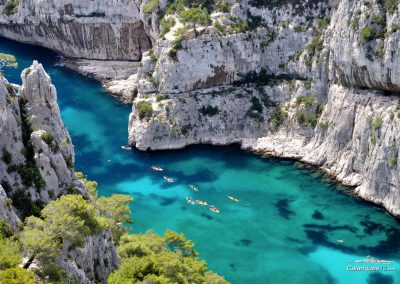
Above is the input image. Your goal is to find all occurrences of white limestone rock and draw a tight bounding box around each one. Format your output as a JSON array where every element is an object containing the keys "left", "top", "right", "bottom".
[
  {"left": 0, "top": 62, "right": 118, "bottom": 283},
  {"left": 0, "top": 0, "right": 151, "bottom": 61}
]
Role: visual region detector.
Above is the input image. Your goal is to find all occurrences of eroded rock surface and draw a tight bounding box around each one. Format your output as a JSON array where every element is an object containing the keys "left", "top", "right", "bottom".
[{"left": 0, "top": 62, "right": 118, "bottom": 283}]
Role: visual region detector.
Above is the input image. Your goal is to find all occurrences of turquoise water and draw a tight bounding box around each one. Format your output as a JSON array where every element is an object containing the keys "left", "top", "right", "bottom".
[{"left": 2, "top": 37, "right": 400, "bottom": 284}]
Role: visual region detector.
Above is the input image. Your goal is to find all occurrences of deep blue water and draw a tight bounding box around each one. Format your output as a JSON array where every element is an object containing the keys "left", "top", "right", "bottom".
[{"left": 2, "top": 37, "right": 400, "bottom": 284}]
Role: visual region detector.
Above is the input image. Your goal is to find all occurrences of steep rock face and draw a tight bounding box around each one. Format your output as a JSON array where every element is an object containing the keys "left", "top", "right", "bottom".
[
  {"left": 327, "top": 0, "right": 400, "bottom": 92},
  {"left": 59, "top": 231, "right": 118, "bottom": 284},
  {"left": 144, "top": 2, "right": 332, "bottom": 94},
  {"left": 249, "top": 85, "right": 400, "bottom": 216},
  {"left": 129, "top": 79, "right": 322, "bottom": 150},
  {"left": 0, "top": 61, "right": 80, "bottom": 203},
  {"left": 0, "top": 0, "right": 151, "bottom": 61},
  {"left": 0, "top": 63, "right": 118, "bottom": 283},
  {"left": 127, "top": 0, "right": 400, "bottom": 217},
  {"left": 0, "top": 185, "right": 20, "bottom": 228}
]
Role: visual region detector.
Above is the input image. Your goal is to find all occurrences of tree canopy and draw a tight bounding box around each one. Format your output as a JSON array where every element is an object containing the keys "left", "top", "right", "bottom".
[
  {"left": 179, "top": 7, "right": 210, "bottom": 35},
  {"left": 0, "top": 238, "right": 22, "bottom": 270},
  {"left": 0, "top": 267, "right": 34, "bottom": 284},
  {"left": 0, "top": 53, "right": 18, "bottom": 70},
  {"left": 108, "top": 231, "right": 228, "bottom": 284},
  {"left": 97, "top": 194, "right": 134, "bottom": 243}
]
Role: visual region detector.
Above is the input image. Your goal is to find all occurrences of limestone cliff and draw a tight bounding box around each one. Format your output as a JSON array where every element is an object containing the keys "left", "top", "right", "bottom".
[
  {"left": 0, "top": 62, "right": 118, "bottom": 283},
  {"left": 126, "top": 0, "right": 400, "bottom": 218},
  {"left": 0, "top": 0, "right": 151, "bottom": 61}
]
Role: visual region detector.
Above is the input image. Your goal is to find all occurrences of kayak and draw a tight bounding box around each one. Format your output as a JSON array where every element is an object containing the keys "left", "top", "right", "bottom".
[
  {"left": 163, "top": 176, "right": 174, "bottom": 183},
  {"left": 152, "top": 166, "right": 164, "bottom": 171},
  {"left": 196, "top": 200, "right": 208, "bottom": 206},
  {"left": 186, "top": 197, "right": 196, "bottom": 205},
  {"left": 188, "top": 184, "right": 199, "bottom": 191},
  {"left": 227, "top": 196, "right": 239, "bottom": 202},
  {"left": 209, "top": 206, "right": 220, "bottom": 213}
]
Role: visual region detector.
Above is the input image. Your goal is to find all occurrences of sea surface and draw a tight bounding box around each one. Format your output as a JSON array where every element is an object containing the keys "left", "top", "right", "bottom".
[{"left": 1, "top": 37, "right": 400, "bottom": 284}]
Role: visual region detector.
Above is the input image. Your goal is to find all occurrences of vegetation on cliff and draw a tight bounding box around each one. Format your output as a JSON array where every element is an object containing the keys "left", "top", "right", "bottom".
[{"left": 0, "top": 173, "right": 227, "bottom": 283}]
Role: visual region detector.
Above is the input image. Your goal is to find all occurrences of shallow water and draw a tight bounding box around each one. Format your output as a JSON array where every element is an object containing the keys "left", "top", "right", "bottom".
[{"left": 1, "top": 37, "right": 400, "bottom": 284}]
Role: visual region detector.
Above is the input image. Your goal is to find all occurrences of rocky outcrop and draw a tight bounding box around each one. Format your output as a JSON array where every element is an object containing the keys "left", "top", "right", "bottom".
[
  {"left": 59, "top": 231, "right": 118, "bottom": 284},
  {"left": 0, "top": 62, "right": 118, "bottom": 283},
  {"left": 0, "top": 0, "right": 152, "bottom": 61},
  {"left": 0, "top": 61, "right": 82, "bottom": 203},
  {"left": 63, "top": 59, "right": 141, "bottom": 81},
  {"left": 0, "top": 185, "right": 20, "bottom": 228},
  {"left": 127, "top": 0, "right": 400, "bottom": 218},
  {"left": 327, "top": 0, "right": 400, "bottom": 92}
]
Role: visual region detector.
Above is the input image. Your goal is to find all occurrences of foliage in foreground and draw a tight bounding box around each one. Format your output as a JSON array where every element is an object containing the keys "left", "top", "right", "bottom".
[
  {"left": 108, "top": 231, "right": 228, "bottom": 284},
  {"left": 0, "top": 173, "right": 227, "bottom": 283}
]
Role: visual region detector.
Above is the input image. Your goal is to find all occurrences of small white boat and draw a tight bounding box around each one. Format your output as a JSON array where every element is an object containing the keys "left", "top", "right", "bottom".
[
  {"left": 188, "top": 184, "right": 199, "bottom": 191},
  {"left": 227, "top": 196, "right": 239, "bottom": 202},
  {"left": 121, "top": 145, "right": 132, "bottom": 150},
  {"left": 163, "top": 176, "right": 174, "bottom": 183},
  {"left": 186, "top": 197, "right": 196, "bottom": 205}
]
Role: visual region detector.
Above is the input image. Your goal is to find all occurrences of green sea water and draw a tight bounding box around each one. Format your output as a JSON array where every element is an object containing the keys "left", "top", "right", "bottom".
[{"left": 1, "top": 37, "right": 400, "bottom": 284}]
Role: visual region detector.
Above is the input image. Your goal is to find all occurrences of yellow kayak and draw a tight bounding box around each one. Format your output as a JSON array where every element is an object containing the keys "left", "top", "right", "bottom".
[{"left": 228, "top": 196, "right": 239, "bottom": 202}]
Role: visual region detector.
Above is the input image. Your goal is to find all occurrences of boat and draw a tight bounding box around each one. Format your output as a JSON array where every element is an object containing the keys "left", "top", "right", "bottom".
[
  {"left": 196, "top": 199, "right": 208, "bottom": 206},
  {"left": 355, "top": 256, "right": 393, "bottom": 264},
  {"left": 163, "top": 176, "right": 174, "bottom": 183},
  {"left": 209, "top": 206, "right": 220, "bottom": 213},
  {"left": 227, "top": 196, "right": 239, "bottom": 202},
  {"left": 188, "top": 184, "right": 199, "bottom": 191},
  {"left": 186, "top": 197, "right": 196, "bottom": 205},
  {"left": 121, "top": 145, "right": 132, "bottom": 150},
  {"left": 151, "top": 166, "right": 164, "bottom": 171}
]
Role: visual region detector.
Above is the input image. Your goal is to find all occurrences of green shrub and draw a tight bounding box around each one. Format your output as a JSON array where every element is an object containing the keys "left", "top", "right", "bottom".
[
  {"left": 108, "top": 231, "right": 228, "bottom": 284},
  {"left": 143, "top": 0, "right": 159, "bottom": 14},
  {"left": 179, "top": 7, "right": 210, "bottom": 36},
  {"left": 316, "top": 16, "right": 331, "bottom": 29},
  {"left": 371, "top": 15, "right": 385, "bottom": 25},
  {"left": 375, "top": 44, "right": 385, "bottom": 59},
  {"left": 388, "top": 156, "right": 397, "bottom": 167},
  {"left": 306, "top": 36, "right": 323, "bottom": 57},
  {"left": 269, "top": 106, "right": 287, "bottom": 127},
  {"left": 361, "top": 26, "right": 375, "bottom": 42},
  {"left": 0, "top": 220, "right": 13, "bottom": 238},
  {"left": 160, "top": 17, "right": 176, "bottom": 36},
  {"left": 17, "top": 164, "right": 45, "bottom": 190},
  {"left": 0, "top": 238, "right": 22, "bottom": 270},
  {"left": 64, "top": 154, "right": 73, "bottom": 168},
  {"left": 2, "top": 148, "right": 12, "bottom": 165},
  {"left": 2, "top": 0, "right": 19, "bottom": 15},
  {"left": 41, "top": 131, "right": 54, "bottom": 146},
  {"left": 296, "top": 111, "right": 318, "bottom": 127},
  {"left": 296, "top": 94, "right": 316, "bottom": 107},
  {"left": 198, "top": 105, "right": 219, "bottom": 116},
  {"left": 371, "top": 117, "right": 383, "bottom": 130},
  {"left": 11, "top": 189, "right": 45, "bottom": 218},
  {"left": 294, "top": 25, "right": 307, "bottom": 32},
  {"left": 318, "top": 121, "right": 330, "bottom": 129},
  {"left": 0, "top": 267, "right": 34, "bottom": 284},
  {"left": 156, "top": 95, "right": 169, "bottom": 102},
  {"left": 136, "top": 101, "right": 153, "bottom": 119},
  {"left": 250, "top": 96, "right": 263, "bottom": 113},
  {"left": 386, "top": 0, "right": 400, "bottom": 13}
]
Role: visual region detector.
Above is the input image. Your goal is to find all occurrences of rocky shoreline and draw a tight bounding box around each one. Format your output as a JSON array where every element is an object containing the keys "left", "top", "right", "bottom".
[{"left": 1, "top": 0, "right": 400, "bottom": 221}]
